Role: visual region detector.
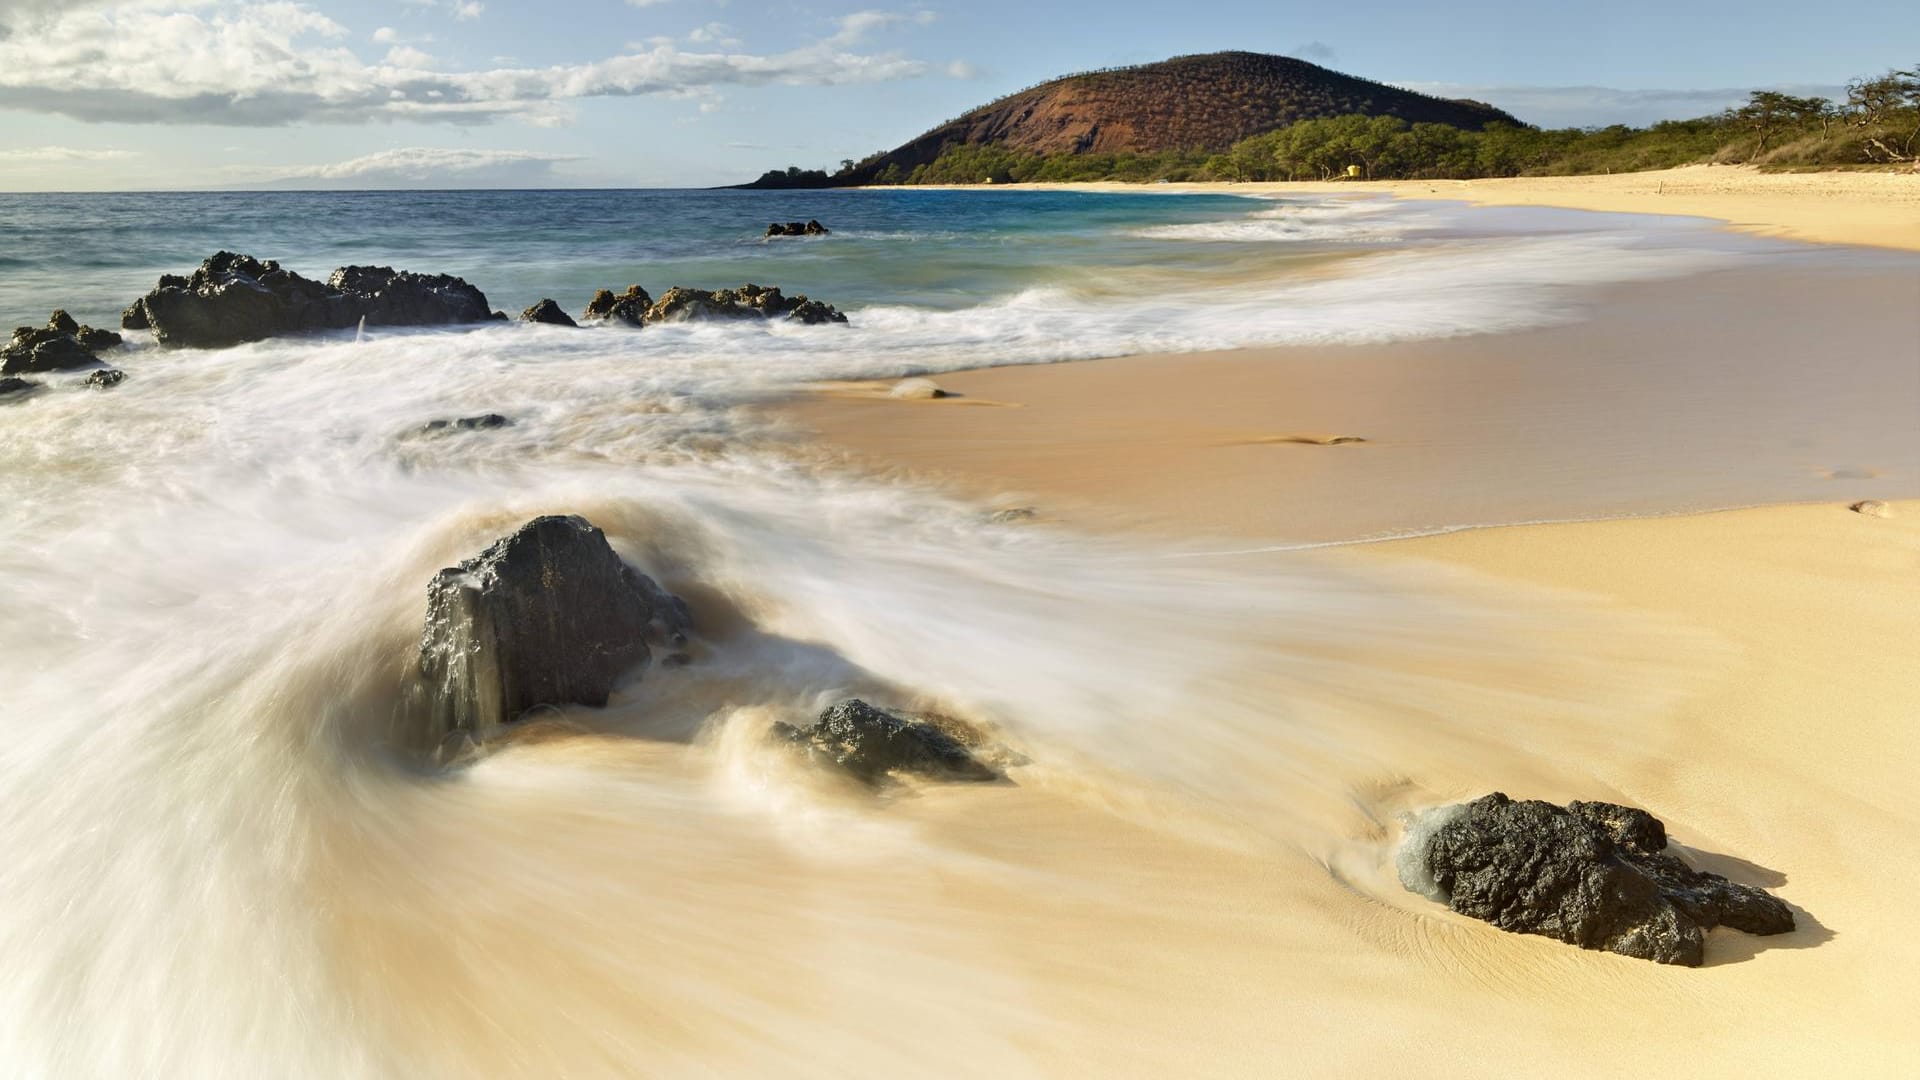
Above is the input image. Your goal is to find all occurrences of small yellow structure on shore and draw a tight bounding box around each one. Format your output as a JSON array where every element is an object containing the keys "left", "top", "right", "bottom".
[{"left": 1346, "top": 164, "right": 1363, "bottom": 178}]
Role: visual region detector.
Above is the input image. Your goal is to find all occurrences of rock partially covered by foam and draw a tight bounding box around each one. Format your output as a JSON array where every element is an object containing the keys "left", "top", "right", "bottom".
[
  {"left": 3, "top": 311, "right": 119, "bottom": 375},
  {"left": 1401, "top": 792, "right": 1794, "bottom": 966},
  {"left": 584, "top": 286, "right": 652, "bottom": 327},
  {"left": 646, "top": 284, "right": 848, "bottom": 326},
  {"left": 773, "top": 698, "right": 998, "bottom": 785},
  {"left": 419, "top": 515, "right": 692, "bottom": 737},
  {"left": 124, "top": 251, "right": 497, "bottom": 348}
]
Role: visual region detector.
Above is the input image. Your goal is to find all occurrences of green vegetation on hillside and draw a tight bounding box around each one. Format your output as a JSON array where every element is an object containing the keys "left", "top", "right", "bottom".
[{"left": 752, "top": 66, "right": 1918, "bottom": 188}]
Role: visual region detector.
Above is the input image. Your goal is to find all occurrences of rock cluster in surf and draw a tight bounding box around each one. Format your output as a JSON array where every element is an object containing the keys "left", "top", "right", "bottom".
[
  {"left": 419, "top": 515, "right": 693, "bottom": 737},
  {"left": 122, "top": 251, "right": 501, "bottom": 349},
  {"left": 772, "top": 698, "right": 1000, "bottom": 785},
  {"left": 1402, "top": 792, "right": 1794, "bottom": 966},
  {"left": 582, "top": 283, "right": 848, "bottom": 327},
  {"left": 3, "top": 310, "right": 122, "bottom": 376},
  {"left": 766, "top": 219, "right": 830, "bottom": 237}
]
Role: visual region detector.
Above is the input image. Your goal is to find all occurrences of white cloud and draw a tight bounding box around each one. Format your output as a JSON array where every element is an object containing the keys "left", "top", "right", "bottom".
[
  {"left": 945, "top": 59, "right": 978, "bottom": 79},
  {"left": 686, "top": 22, "right": 737, "bottom": 46},
  {"left": 0, "top": 1, "right": 936, "bottom": 126},
  {"left": 384, "top": 44, "right": 434, "bottom": 68},
  {"left": 451, "top": 0, "right": 481, "bottom": 18},
  {"left": 625, "top": 0, "right": 673, "bottom": 7},
  {"left": 236, "top": 146, "right": 580, "bottom": 188},
  {"left": 0, "top": 145, "right": 140, "bottom": 161},
  {"left": 1396, "top": 81, "right": 1847, "bottom": 128}
]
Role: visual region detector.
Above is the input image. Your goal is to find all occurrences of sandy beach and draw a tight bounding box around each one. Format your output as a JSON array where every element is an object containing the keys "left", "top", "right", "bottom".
[
  {"left": 903, "top": 164, "right": 1920, "bottom": 252},
  {"left": 773, "top": 185, "right": 1920, "bottom": 1075}
]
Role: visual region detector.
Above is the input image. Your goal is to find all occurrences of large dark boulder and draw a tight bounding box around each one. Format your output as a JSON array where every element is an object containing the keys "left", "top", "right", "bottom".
[
  {"left": 583, "top": 286, "right": 653, "bottom": 327},
  {"left": 1402, "top": 793, "right": 1794, "bottom": 966},
  {"left": 124, "top": 251, "right": 495, "bottom": 349},
  {"left": 646, "top": 284, "right": 848, "bottom": 326},
  {"left": 773, "top": 698, "right": 998, "bottom": 785},
  {"left": 419, "top": 515, "right": 692, "bottom": 737},
  {"left": 766, "top": 219, "right": 830, "bottom": 237},
  {"left": 519, "top": 299, "right": 577, "bottom": 327}
]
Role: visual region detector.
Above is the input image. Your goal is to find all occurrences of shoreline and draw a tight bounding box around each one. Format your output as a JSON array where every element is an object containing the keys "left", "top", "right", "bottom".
[
  {"left": 783, "top": 267, "right": 1919, "bottom": 545},
  {"left": 873, "top": 164, "right": 1920, "bottom": 252}
]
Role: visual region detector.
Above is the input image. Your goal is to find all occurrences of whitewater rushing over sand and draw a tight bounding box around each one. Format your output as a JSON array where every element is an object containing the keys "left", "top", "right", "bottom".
[{"left": 4, "top": 189, "right": 1909, "bottom": 1075}]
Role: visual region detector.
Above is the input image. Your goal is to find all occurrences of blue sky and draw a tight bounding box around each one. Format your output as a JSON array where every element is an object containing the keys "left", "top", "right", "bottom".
[{"left": 0, "top": 0, "right": 1912, "bottom": 190}]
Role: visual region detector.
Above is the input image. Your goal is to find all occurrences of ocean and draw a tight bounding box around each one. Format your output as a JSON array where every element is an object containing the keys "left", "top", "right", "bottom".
[{"left": 0, "top": 187, "right": 1907, "bottom": 1075}]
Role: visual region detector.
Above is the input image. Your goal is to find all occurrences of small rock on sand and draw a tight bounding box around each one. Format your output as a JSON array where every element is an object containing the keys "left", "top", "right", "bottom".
[
  {"left": 1850, "top": 499, "right": 1891, "bottom": 518},
  {"left": 890, "top": 377, "right": 949, "bottom": 400}
]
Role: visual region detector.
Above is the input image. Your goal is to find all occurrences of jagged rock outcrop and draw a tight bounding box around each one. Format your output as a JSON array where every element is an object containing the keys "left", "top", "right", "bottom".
[
  {"left": 122, "top": 251, "right": 497, "bottom": 348},
  {"left": 773, "top": 698, "right": 999, "bottom": 785},
  {"left": 766, "top": 219, "right": 830, "bottom": 237},
  {"left": 419, "top": 515, "right": 692, "bottom": 737},
  {"left": 3, "top": 310, "right": 119, "bottom": 374},
  {"left": 646, "top": 284, "right": 848, "bottom": 326},
  {"left": 584, "top": 285, "right": 653, "bottom": 327},
  {"left": 1402, "top": 793, "right": 1794, "bottom": 966},
  {"left": 519, "top": 298, "right": 577, "bottom": 327}
]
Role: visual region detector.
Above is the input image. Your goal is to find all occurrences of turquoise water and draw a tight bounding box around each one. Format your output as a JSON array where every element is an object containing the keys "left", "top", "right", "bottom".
[{"left": 1, "top": 188, "right": 1284, "bottom": 326}]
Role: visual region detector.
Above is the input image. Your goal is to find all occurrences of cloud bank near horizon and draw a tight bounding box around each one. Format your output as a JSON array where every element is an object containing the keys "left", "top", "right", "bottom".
[{"left": 0, "top": 0, "right": 938, "bottom": 127}]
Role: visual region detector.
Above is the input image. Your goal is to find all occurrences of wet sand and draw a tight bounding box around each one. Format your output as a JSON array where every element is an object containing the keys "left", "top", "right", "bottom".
[
  {"left": 768, "top": 253, "right": 1920, "bottom": 1075},
  {"left": 787, "top": 266, "right": 1920, "bottom": 542}
]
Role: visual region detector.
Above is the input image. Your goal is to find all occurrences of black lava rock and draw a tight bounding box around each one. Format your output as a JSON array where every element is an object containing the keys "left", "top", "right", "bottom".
[
  {"left": 1405, "top": 792, "right": 1794, "bottom": 966},
  {"left": 0, "top": 375, "right": 37, "bottom": 398},
  {"left": 519, "top": 298, "right": 578, "bottom": 327},
  {"left": 419, "top": 515, "right": 688, "bottom": 737},
  {"left": 3, "top": 310, "right": 119, "bottom": 374},
  {"left": 584, "top": 286, "right": 653, "bottom": 327},
  {"left": 645, "top": 284, "right": 848, "bottom": 325},
  {"left": 418, "top": 413, "right": 512, "bottom": 434},
  {"left": 124, "top": 251, "right": 495, "bottom": 349},
  {"left": 85, "top": 368, "right": 126, "bottom": 389},
  {"left": 773, "top": 698, "right": 998, "bottom": 785},
  {"left": 766, "top": 219, "right": 830, "bottom": 237}
]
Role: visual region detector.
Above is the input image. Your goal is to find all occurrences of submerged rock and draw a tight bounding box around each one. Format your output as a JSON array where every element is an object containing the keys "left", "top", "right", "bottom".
[
  {"left": 418, "top": 413, "right": 512, "bottom": 434},
  {"left": 646, "top": 284, "right": 848, "bottom": 326},
  {"left": 773, "top": 698, "right": 999, "bottom": 785},
  {"left": 124, "top": 251, "right": 495, "bottom": 348},
  {"left": 519, "top": 298, "right": 578, "bottom": 327},
  {"left": 1402, "top": 792, "right": 1793, "bottom": 966},
  {"left": 419, "top": 515, "right": 691, "bottom": 737},
  {"left": 0, "top": 375, "right": 37, "bottom": 398},
  {"left": 889, "top": 377, "right": 949, "bottom": 399},
  {"left": 584, "top": 285, "right": 653, "bottom": 327},
  {"left": 766, "top": 219, "right": 830, "bottom": 237},
  {"left": 85, "top": 368, "right": 126, "bottom": 389}
]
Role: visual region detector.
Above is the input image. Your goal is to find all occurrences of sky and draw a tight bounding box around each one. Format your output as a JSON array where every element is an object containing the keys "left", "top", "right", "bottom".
[{"left": 0, "top": 0, "right": 1913, "bottom": 190}]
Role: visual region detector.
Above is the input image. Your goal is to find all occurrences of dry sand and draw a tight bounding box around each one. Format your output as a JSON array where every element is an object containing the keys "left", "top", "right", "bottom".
[
  {"left": 933, "top": 164, "right": 1920, "bottom": 251},
  {"left": 901, "top": 500, "right": 1920, "bottom": 1077}
]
